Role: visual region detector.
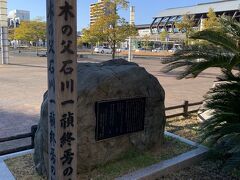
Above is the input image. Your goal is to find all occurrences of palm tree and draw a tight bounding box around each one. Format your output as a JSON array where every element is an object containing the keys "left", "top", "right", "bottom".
[{"left": 162, "top": 16, "right": 240, "bottom": 171}]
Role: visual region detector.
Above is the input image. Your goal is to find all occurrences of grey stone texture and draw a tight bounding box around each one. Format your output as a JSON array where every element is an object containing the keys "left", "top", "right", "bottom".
[{"left": 34, "top": 59, "right": 166, "bottom": 175}]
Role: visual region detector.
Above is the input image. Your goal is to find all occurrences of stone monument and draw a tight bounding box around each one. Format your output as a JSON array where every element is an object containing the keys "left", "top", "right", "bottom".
[{"left": 34, "top": 59, "right": 166, "bottom": 176}]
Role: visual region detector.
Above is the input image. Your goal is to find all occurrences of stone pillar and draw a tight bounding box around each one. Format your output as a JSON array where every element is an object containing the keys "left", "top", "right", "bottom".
[
  {"left": 0, "top": 0, "right": 8, "bottom": 65},
  {"left": 47, "top": 0, "right": 78, "bottom": 179},
  {"left": 128, "top": 6, "right": 135, "bottom": 62},
  {"left": 1, "top": 27, "right": 9, "bottom": 64}
]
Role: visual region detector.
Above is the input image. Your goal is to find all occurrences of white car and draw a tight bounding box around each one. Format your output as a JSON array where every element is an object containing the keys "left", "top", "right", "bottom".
[
  {"left": 169, "top": 44, "right": 182, "bottom": 53},
  {"left": 94, "top": 46, "right": 112, "bottom": 54},
  {"left": 152, "top": 47, "right": 162, "bottom": 52}
]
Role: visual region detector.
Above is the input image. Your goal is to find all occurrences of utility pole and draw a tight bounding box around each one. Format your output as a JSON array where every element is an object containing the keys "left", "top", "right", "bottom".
[
  {"left": 0, "top": 0, "right": 9, "bottom": 64},
  {"left": 128, "top": 6, "right": 135, "bottom": 62}
]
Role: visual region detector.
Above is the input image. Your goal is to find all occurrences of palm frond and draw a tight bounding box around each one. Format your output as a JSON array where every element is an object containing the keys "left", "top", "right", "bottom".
[
  {"left": 224, "top": 153, "right": 240, "bottom": 172},
  {"left": 162, "top": 45, "right": 237, "bottom": 79},
  {"left": 162, "top": 16, "right": 240, "bottom": 172},
  {"left": 220, "top": 16, "right": 240, "bottom": 38},
  {"left": 191, "top": 30, "right": 239, "bottom": 54}
]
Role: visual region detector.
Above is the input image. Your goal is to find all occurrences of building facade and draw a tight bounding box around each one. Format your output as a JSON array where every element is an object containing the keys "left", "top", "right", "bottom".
[
  {"left": 8, "top": 9, "right": 30, "bottom": 28},
  {"left": 150, "top": 0, "right": 240, "bottom": 34},
  {"left": 132, "top": 0, "right": 240, "bottom": 48},
  {"left": 90, "top": 0, "right": 105, "bottom": 26},
  {"left": 89, "top": 0, "right": 115, "bottom": 26},
  {"left": 8, "top": 9, "right": 30, "bottom": 21}
]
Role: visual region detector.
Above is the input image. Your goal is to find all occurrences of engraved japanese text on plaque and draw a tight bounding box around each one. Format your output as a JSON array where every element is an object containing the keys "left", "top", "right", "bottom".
[{"left": 95, "top": 97, "right": 146, "bottom": 141}]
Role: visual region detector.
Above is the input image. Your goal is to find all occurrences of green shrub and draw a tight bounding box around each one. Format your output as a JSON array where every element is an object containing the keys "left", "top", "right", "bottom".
[{"left": 162, "top": 16, "right": 240, "bottom": 172}]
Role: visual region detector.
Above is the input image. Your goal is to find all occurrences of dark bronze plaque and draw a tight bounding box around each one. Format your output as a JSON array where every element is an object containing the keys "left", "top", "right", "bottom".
[{"left": 95, "top": 97, "right": 146, "bottom": 141}]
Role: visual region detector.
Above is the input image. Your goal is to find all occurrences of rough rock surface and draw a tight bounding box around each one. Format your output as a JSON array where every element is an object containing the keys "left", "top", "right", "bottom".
[{"left": 34, "top": 59, "right": 166, "bottom": 176}]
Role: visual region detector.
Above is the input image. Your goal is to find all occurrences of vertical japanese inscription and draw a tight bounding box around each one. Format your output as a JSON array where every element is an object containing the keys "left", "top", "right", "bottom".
[
  {"left": 47, "top": 0, "right": 56, "bottom": 179},
  {"left": 47, "top": 0, "right": 77, "bottom": 180}
]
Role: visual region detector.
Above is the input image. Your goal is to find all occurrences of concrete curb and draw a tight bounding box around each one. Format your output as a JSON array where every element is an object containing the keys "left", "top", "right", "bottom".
[
  {"left": 0, "top": 149, "right": 33, "bottom": 180},
  {"left": 0, "top": 149, "right": 33, "bottom": 161},
  {"left": 0, "top": 159, "right": 15, "bottom": 180},
  {"left": 116, "top": 131, "right": 208, "bottom": 180},
  {"left": 164, "top": 131, "right": 206, "bottom": 149}
]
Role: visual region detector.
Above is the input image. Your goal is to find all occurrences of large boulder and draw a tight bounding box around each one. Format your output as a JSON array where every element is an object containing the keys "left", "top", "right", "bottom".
[{"left": 34, "top": 59, "right": 166, "bottom": 176}]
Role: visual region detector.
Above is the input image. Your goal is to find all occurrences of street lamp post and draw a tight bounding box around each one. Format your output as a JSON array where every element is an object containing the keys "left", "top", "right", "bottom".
[
  {"left": 128, "top": 6, "right": 135, "bottom": 62},
  {"left": 0, "top": 0, "right": 9, "bottom": 64}
]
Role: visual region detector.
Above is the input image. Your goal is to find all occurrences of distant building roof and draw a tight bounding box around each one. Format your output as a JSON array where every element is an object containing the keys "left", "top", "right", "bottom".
[
  {"left": 8, "top": 9, "right": 30, "bottom": 20},
  {"left": 154, "top": 0, "right": 240, "bottom": 18},
  {"left": 135, "top": 24, "right": 151, "bottom": 29}
]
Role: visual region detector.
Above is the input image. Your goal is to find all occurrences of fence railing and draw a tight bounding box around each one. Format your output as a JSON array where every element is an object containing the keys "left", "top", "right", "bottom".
[
  {"left": 0, "top": 125, "right": 38, "bottom": 156},
  {"left": 165, "top": 100, "right": 202, "bottom": 118},
  {"left": 0, "top": 100, "right": 203, "bottom": 156}
]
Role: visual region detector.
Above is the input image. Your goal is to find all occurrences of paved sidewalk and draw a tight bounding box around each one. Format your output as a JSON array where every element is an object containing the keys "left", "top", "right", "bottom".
[
  {"left": 0, "top": 55, "right": 220, "bottom": 139},
  {"left": 0, "top": 56, "right": 47, "bottom": 138},
  {"left": 136, "top": 58, "right": 220, "bottom": 106}
]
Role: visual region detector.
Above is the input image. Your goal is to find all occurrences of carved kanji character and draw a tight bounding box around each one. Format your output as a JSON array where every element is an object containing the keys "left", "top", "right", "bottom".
[
  {"left": 48, "top": 59, "right": 54, "bottom": 74},
  {"left": 49, "top": 99, "right": 56, "bottom": 104},
  {"left": 50, "top": 147, "right": 56, "bottom": 164},
  {"left": 62, "top": 25, "right": 73, "bottom": 36},
  {"left": 47, "top": 0, "right": 54, "bottom": 20},
  {"left": 50, "top": 130, "right": 56, "bottom": 146},
  {"left": 61, "top": 112, "right": 74, "bottom": 129},
  {"left": 48, "top": 40, "right": 55, "bottom": 54},
  {"left": 59, "top": 1, "right": 75, "bottom": 21},
  {"left": 60, "top": 132, "right": 75, "bottom": 147},
  {"left": 48, "top": 78, "right": 55, "bottom": 92},
  {"left": 61, "top": 100, "right": 74, "bottom": 106},
  {"left": 48, "top": 23, "right": 54, "bottom": 36},
  {"left": 61, "top": 79, "right": 74, "bottom": 92},
  {"left": 61, "top": 40, "right": 74, "bottom": 54},
  {"left": 49, "top": 112, "right": 55, "bottom": 128},
  {"left": 60, "top": 60, "right": 73, "bottom": 75},
  {"left": 51, "top": 165, "right": 56, "bottom": 175},
  {"left": 61, "top": 148, "right": 74, "bottom": 165},
  {"left": 63, "top": 166, "right": 73, "bottom": 176}
]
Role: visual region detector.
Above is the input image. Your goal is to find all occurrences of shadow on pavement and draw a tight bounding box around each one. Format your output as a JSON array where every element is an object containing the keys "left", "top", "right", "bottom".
[
  {"left": 8, "top": 63, "right": 47, "bottom": 68},
  {"left": 0, "top": 109, "right": 39, "bottom": 155},
  {"left": 0, "top": 109, "right": 39, "bottom": 138}
]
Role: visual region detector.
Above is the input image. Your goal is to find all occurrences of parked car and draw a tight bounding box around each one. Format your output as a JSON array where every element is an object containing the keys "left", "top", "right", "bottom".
[
  {"left": 152, "top": 47, "right": 162, "bottom": 52},
  {"left": 94, "top": 46, "right": 112, "bottom": 54},
  {"left": 135, "top": 48, "right": 146, "bottom": 52},
  {"left": 168, "top": 44, "right": 182, "bottom": 53},
  {"left": 38, "top": 51, "right": 47, "bottom": 57},
  {"left": 116, "top": 47, "right": 128, "bottom": 53}
]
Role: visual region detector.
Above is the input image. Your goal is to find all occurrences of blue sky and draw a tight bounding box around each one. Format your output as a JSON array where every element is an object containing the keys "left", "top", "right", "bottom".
[{"left": 7, "top": 0, "right": 212, "bottom": 30}]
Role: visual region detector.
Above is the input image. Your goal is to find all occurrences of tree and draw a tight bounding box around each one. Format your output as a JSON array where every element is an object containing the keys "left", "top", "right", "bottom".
[
  {"left": 83, "top": 0, "right": 137, "bottom": 59},
  {"left": 80, "top": 28, "right": 99, "bottom": 53},
  {"left": 142, "top": 35, "right": 151, "bottom": 50},
  {"left": 203, "top": 8, "right": 221, "bottom": 30},
  {"left": 8, "top": 29, "right": 15, "bottom": 41},
  {"left": 14, "top": 20, "right": 46, "bottom": 55},
  {"left": 159, "top": 29, "right": 168, "bottom": 42},
  {"left": 162, "top": 17, "right": 240, "bottom": 172},
  {"left": 77, "top": 37, "right": 83, "bottom": 48},
  {"left": 14, "top": 20, "right": 46, "bottom": 42},
  {"left": 175, "top": 14, "right": 195, "bottom": 45}
]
